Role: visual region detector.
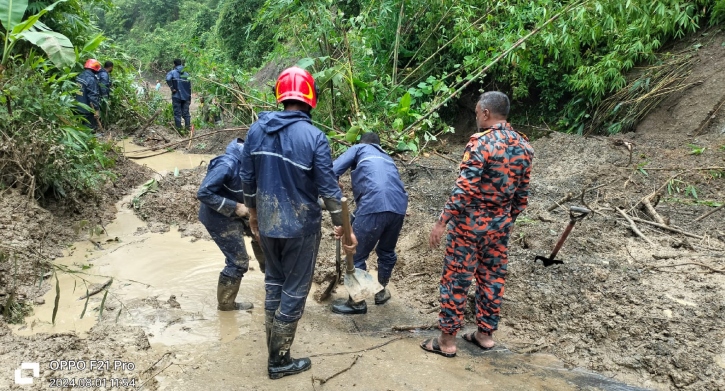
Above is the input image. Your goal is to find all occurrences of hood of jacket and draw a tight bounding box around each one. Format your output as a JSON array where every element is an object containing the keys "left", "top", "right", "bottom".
[
  {"left": 256, "top": 110, "right": 311, "bottom": 135},
  {"left": 175, "top": 65, "right": 185, "bottom": 73},
  {"left": 225, "top": 138, "right": 244, "bottom": 162}
]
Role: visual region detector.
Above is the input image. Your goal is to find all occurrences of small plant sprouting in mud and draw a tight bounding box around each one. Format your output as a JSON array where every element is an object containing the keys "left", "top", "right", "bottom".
[
  {"left": 687, "top": 144, "right": 706, "bottom": 155},
  {"left": 636, "top": 160, "right": 649, "bottom": 176}
]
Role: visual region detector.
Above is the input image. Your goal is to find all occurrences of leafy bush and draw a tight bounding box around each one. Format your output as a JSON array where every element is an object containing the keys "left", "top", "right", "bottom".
[{"left": 0, "top": 56, "right": 115, "bottom": 199}]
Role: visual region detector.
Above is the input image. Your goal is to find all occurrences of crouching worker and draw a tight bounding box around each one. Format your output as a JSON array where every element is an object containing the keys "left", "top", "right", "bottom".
[
  {"left": 331, "top": 132, "right": 408, "bottom": 314},
  {"left": 197, "top": 138, "right": 267, "bottom": 311}
]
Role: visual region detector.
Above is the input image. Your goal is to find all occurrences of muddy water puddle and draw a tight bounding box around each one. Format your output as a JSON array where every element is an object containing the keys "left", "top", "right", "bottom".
[{"left": 12, "top": 145, "right": 648, "bottom": 390}]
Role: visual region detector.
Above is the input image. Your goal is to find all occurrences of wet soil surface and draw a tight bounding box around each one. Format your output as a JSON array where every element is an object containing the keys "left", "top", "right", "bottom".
[{"left": 3, "top": 29, "right": 725, "bottom": 391}]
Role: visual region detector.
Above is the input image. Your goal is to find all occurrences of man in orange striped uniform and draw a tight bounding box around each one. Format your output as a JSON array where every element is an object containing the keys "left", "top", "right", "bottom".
[{"left": 421, "top": 91, "right": 533, "bottom": 357}]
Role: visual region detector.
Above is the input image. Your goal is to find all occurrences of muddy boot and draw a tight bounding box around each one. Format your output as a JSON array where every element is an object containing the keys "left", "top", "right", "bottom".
[
  {"left": 331, "top": 296, "right": 367, "bottom": 315},
  {"left": 267, "top": 319, "right": 311, "bottom": 379},
  {"left": 265, "top": 310, "right": 275, "bottom": 348},
  {"left": 217, "top": 273, "right": 253, "bottom": 311},
  {"left": 375, "top": 278, "right": 391, "bottom": 305}
]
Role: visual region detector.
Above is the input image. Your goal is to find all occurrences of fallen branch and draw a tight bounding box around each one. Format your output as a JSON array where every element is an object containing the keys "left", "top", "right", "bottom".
[
  {"left": 547, "top": 181, "right": 612, "bottom": 212},
  {"left": 125, "top": 127, "right": 249, "bottom": 155},
  {"left": 137, "top": 108, "right": 163, "bottom": 135},
  {"left": 694, "top": 203, "right": 724, "bottom": 222},
  {"left": 431, "top": 150, "right": 459, "bottom": 164},
  {"left": 641, "top": 196, "right": 666, "bottom": 225},
  {"left": 312, "top": 355, "right": 361, "bottom": 385},
  {"left": 308, "top": 336, "right": 403, "bottom": 358},
  {"left": 628, "top": 216, "right": 704, "bottom": 240},
  {"left": 392, "top": 323, "right": 437, "bottom": 331},
  {"left": 650, "top": 262, "right": 725, "bottom": 274},
  {"left": 616, "top": 208, "right": 655, "bottom": 246},
  {"left": 77, "top": 278, "right": 112, "bottom": 301}
]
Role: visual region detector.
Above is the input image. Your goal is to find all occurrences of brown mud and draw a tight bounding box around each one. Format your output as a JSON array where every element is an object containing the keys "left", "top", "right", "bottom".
[{"left": 2, "top": 30, "right": 725, "bottom": 391}]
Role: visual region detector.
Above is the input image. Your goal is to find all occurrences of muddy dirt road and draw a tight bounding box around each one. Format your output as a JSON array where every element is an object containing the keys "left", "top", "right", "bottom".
[{"left": 0, "top": 145, "right": 647, "bottom": 391}]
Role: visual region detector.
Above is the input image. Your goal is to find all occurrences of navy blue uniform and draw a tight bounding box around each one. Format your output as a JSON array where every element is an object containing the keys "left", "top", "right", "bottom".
[
  {"left": 97, "top": 69, "right": 111, "bottom": 99},
  {"left": 241, "top": 110, "right": 342, "bottom": 322},
  {"left": 333, "top": 143, "right": 408, "bottom": 284},
  {"left": 166, "top": 65, "right": 192, "bottom": 129},
  {"left": 75, "top": 69, "right": 100, "bottom": 130},
  {"left": 198, "top": 139, "right": 264, "bottom": 279}
]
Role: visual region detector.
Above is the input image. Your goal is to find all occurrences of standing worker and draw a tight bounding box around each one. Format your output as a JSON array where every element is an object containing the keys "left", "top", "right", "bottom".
[
  {"left": 330, "top": 132, "right": 408, "bottom": 314},
  {"left": 197, "top": 138, "right": 267, "bottom": 312},
  {"left": 421, "top": 91, "right": 533, "bottom": 357},
  {"left": 97, "top": 61, "right": 113, "bottom": 126},
  {"left": 241, "top": 67, "right": 357, "bottom": 379},
  {"left": 75, "top": 59, "right": 102, "bottom": 130},
  {"left": 166, "top": 59, "right": 192, "bottom": 130},
  {"left": 98, "top": 61, "right": 113, "bottom": 99}
]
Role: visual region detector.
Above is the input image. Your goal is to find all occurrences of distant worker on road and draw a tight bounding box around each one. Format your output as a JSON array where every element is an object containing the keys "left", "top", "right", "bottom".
[
  {"left": 75, "top": 59, "right": 102, "bottom": 131},
  {"left": 422, "top": 91, "right": 533, "bottom": 358},
  {"left": 97, "top": 61, "right": 113, "bottom": 126},
  {"left": 197, "top": 138, "right": 267, "bottom": 312},
  {"left": 241, "top": 66, "right": 357, "bottom": 380},
  {"left": 166, "top": 59, "right": 192, "bottom": 130},
  {"left": 330, "top": 132, "right": 408, "bottom": 315},
  {"left": 98, "top": 61, "right": 113, "bottom": 99}
]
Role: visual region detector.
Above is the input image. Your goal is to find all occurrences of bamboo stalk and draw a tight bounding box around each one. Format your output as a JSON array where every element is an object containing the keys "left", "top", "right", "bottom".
[
  {"left": 399, "top": 0, "right": 585, "bottom": 137},
  {"left": 392, "top": 0, "right": 405, "bottom": 86},
  {"left": 616, "top": 208, "right": 655, "bottom": 246}
]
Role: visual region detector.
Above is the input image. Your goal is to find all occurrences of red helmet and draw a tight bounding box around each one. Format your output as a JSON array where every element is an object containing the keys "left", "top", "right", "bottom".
[
  {"left": 84, "top": 59, "right": 102, "bottom": 72},
  {"left": 275, "top": 67, "right": 317, "bottom": 108}
]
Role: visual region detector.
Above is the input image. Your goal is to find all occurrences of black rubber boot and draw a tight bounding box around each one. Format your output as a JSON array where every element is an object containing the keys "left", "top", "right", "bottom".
[
  {"left": 331, "top": 296, "right": 368, "bottom": 315},
  {"left": 375, "top": 278, "right": 391, "bottom": 305},
  {"left": 265, "top": 310, "right": 275, "bottom": 348},
  {"left": 217, "top": 273, "right": 253, "bottom": 311},
  {"left": 267, "top": 318, "right": 311, "bottom": 379}
]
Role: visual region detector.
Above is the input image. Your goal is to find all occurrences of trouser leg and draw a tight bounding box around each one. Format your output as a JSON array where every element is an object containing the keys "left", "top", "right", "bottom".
[
  {"left": 201, "top": 212, "right": 249, "bottom": 280},
  {"left": 261, "top": 232, "right": 320, "bottom": 322},
  {"left": 85, "top": 113, "right": 98, "bottom": 130},
  {"left": 181, "top": 100, "right": 191, "bottom": 129},
  {"left": 172, "top": 98, "right": 182, "bottom": 128},
  {"left": 438, "top": 217, "right": 481, "bottom": 336},
  {"left": 374, "top": 212, "right": 405, "bottom": 285},
  {"left": 351, "top": 213, "right": 384, "bottom": 271},
  {"left": 475, "top": 221, "right": 512, "bottom": 334}
]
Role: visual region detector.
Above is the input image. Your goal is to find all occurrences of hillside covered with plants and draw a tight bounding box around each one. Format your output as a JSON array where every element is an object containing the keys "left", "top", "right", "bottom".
[
  {"left": 103, "top": 0, "right": 725, "bottom": 152},
  {"left": 0, "top": 0, "right": 165, "bottom": 201}
]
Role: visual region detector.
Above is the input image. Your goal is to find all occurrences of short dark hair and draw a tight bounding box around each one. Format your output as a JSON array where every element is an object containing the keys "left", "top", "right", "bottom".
[
  {"left": 282, "top": 100, "right": 311, "bottom": 112},
  {"left": 359, "top": 132, "right": 380, "bottom": 145},
  {"left": 477, "top": 91, "right": 510, "bottom": 118},
  {"left": 104, "top": 61, "right": 114, "bottom": 68},
  {"left": 173, "top": 59, "right": 183, "bottom": 67}
]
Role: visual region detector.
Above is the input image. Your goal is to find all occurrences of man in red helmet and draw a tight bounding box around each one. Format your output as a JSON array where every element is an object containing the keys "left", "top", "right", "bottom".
[
  {"left": 75, "top": 59, "right": 102, "bottom": 130},
  {"left": 241, "top": 66, "right": 357, "bottom": 379}
]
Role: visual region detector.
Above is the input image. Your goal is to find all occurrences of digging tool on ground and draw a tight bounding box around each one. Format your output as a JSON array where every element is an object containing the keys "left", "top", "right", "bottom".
[
  {"left": 341, "top": 197, "right": 383, "bottom": 302},
  {"left": 534, "top": 206, "right": 591, "bottom": 267},
  {"left": 319, "top": 239, "right": 342, "bottom": 301}
]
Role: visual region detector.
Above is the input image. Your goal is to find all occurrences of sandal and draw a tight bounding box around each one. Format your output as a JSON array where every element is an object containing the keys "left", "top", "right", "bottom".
[
  {"left": 420, "top": 338, "right": 456, "bottom": 358},
  {"left": 462, "top": 332, "right": 494, "bottom": 350}
]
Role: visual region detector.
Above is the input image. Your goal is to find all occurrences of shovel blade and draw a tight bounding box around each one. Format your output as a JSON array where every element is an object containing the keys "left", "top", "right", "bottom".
[
  {"left": 345, "top": 268, "right": 383, "bottom": 303},
  {"left": 534, "top": 255, "right": 564, "bottom": 267}
]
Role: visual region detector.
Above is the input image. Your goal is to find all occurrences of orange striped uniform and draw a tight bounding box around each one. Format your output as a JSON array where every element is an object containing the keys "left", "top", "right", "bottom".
[{"left": 438, "top": 122, "right": 533, "bottom": 335}]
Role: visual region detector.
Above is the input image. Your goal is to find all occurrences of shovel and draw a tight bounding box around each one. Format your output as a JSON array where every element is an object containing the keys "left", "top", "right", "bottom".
[
  {"left": 318, "top": 239, "right": 342, "bottom": 301},
  {"left": 341, "top": 197, "right": 383, "bottom": 302},
  {"left": 534, "top": 205, "right": 591, "bottom": 267}
]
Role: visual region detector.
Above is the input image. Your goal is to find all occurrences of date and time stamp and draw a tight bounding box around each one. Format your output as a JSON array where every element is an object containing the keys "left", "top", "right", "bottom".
[{"left": 14, "top": 360, "right": 140, "bottom": 388}]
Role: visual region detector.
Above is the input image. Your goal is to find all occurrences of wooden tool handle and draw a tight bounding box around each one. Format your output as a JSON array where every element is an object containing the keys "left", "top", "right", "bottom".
[{"left": 340, "top": 197, "right": 355, "bottom": 273}]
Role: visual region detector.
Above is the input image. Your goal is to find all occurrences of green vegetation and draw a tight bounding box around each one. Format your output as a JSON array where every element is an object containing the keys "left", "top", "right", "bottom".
[
  {"left": 1, "top": 0, "right": 167, "bottom": 201},
  {"left": 101, "top": 0, "right": 723, "bottom": 153}
]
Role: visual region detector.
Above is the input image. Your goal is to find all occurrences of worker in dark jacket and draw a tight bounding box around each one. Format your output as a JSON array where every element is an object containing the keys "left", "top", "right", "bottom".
[
  {"left": 75, "top": 59, "right": 102, "bottom": 130},
  {"left": 241, "top": 67, "right": 357, "bottom": 380},
  {"left": 197, "top": 138, "right": 267, "bottom": 312},
  {"left": 165, "top": 59, "right": 192, "bottom": 130},
  {"left": 331, "top": 132, "right": 408, "bottom": 314},
  {"left": 98, "top": 61, "right": 113, "bottom": 99}
]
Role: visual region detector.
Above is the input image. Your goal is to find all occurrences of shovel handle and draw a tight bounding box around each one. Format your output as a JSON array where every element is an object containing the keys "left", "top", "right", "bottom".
[{"left": 340, "top": 197, "right": 355, "bottom": 273}]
